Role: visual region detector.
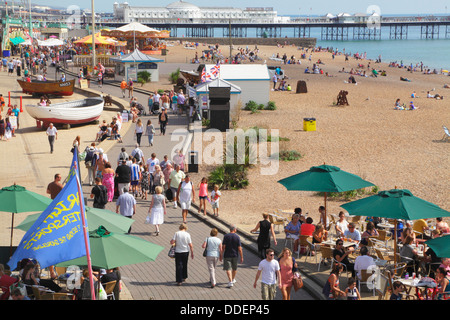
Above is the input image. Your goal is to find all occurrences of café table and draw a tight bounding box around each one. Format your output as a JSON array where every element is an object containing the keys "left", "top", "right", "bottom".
[
  {"left": 377, "top": 222, "right": 395, "bottom": 230},
  {"left": 321, "top": 239, "right": 355, "bottom": 248},
  {"left": 397, "top": 278, "right": 437, "bottom": 300}
]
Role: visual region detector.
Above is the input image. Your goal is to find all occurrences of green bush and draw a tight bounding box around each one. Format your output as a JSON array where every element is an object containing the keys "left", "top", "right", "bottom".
[
  {"left": 266, "top": 101, "right": 277, "bottom": 110},
  {"left": 244, "top": 100, "right": 259, "bottom": 113},
  {"left": 169, "top": 68, "right": 180, "bottom": 84},
  {"left": 202, "top": 118, "right": 210, "bottom": 128},
  {"left": 258, "top": 104, "right": 265, "bottom": 110},
  {"left": 137, "top": 71, "right": 151, "bottom": 83},
  {"left": 278, "top": 150, "right": 302, "bottom": 161},
  {"left": 208, "top": 164, "right": 249, "bottom": 190}
]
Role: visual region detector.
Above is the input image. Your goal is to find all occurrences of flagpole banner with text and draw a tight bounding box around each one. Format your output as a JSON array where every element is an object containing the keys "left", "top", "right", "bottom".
[{"left": 7, "top": 173, "right": 89, "bottom": 270}]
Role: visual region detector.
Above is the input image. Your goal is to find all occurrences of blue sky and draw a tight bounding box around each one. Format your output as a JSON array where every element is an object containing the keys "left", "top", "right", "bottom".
[{"left": 33, "top": 0, "right": 450, "bottom": 15}]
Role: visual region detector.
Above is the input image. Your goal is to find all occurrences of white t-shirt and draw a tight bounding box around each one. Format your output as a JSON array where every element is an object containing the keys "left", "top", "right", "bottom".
[
  {"left": 147, "top": 157, "right": 159, "bottom": 173},
  {"left": 258, "top": 259, "right": 280, "bottom": 285},
  {"left": 179, "top": 181, "right": 193, "bottom": 203},
  {"left": 211, "top": 190, "right": 221, "bottom": 203},
  {"left": 173, "top": 230, "right": 192, "bottom": 253},
  {"left": 354, "top": 255, "right": 375, "bottom": 280},
  {"left": 336, "top": 220, "right": 349, "bottom": 234},
  {"left": 46, "top": 127, "right": 58, "bottom": 136}
]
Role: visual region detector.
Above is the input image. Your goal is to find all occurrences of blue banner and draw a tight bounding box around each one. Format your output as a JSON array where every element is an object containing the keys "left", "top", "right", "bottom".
[{"left": 8, "top": 173, "right": 89, "bottom": 270}]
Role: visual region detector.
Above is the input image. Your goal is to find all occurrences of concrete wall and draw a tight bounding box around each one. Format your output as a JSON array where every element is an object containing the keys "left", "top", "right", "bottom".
[{"left": 171, "top": 37, "right": 317, "bottom": 48}]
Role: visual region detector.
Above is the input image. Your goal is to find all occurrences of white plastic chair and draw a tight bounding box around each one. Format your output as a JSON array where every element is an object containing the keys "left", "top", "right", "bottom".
[{"left": 442, "top": 125, "right": 450, "bottom": 142}]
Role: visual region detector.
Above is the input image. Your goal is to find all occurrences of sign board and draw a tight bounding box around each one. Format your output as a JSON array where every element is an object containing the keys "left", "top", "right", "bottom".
[
  {"left": 138, "top": 62, "right": 157, "bottom": 70},
  {"left": 127, "top": 67, "right": 137, "bottom": 82},
  {"left": 79, "top": 79, "right": 88, "bottom": 89},
  {"left": 122, "top": 112, "right": 129, "bottom": 122},
  {"left": 9, "top": 115, "right": 17, "bottom": 129}
]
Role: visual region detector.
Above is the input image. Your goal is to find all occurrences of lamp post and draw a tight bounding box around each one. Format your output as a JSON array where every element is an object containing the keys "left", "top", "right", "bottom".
[{"left": 91, "top": 0, "right": 96, "bottom": 72}]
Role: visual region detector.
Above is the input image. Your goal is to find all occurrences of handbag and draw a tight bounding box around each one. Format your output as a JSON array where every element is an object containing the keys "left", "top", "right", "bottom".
[
  {"left": 165, "top": 188, "right": 173, "bottom": 201},
  {"left": 292, "top": 273, "right": 303, "bottom": 292},
  {"left": 168, "top": 244, "right": 176, "bottom": 258},
  {"left": 203, "top": 237, "right": 209, "bottom": 257}
]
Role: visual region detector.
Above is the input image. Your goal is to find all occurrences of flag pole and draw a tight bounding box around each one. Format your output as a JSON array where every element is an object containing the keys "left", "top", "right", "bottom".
[{"left": 74, "top": 149, "right": 96, "bottom": 300}]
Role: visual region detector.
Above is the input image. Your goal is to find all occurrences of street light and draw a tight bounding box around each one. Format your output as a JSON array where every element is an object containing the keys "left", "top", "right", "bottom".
[{"left": 91, "top": 0, "right": 96, "bottom": 72}]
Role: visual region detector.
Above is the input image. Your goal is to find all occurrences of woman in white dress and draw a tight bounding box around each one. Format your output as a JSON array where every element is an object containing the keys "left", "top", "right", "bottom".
[{"left": 147, "top": 186, "right": 166, "bottom": 235}]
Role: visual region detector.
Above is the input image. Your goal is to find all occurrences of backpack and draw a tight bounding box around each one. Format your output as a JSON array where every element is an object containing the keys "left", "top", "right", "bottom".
[
  {"left": 96, "top": 185, "right": 108, "bottom": 207},
  {"left": 134, "top": 151, "right": 141, "bottom": 162},
  {"left": 119, "top": 152, "right": 127, "bottom": 161}
]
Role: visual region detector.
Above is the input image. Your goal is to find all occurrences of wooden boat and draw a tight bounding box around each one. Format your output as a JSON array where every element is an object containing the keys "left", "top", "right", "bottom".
[
  {"left": 17, "top": 79, "right": 75, "bottom": 96},
  {"left": 25, "top": 97, "right": 104, "bottom": 125}
]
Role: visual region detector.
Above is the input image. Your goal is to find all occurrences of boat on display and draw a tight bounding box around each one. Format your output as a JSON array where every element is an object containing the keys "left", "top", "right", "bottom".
[
  {"left": 17, "top": 79, "right": 75, "bottom": 96},
  {"left": 25, "top": 97, "right": 104, "bottom": 125}
]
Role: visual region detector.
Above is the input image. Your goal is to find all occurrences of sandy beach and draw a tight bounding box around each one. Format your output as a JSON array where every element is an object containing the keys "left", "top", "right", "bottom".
[
  {"left": 1, "top": 40, "right": 448, "bottom": 240},
  {"left": 138, "top": 41, "right": 450, "bottom": 230}
]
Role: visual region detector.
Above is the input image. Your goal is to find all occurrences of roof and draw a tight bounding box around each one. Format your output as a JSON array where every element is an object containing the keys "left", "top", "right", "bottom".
[
  {"left": 194, "top": 78, "right": 241, "bottom": 94},
  {"left": 114, "top": 22, "right": 160, "bottom": 33},
  {"left": 166, "top": 1, "right": 199, "bottom": 10},
  {"left": 204, "top": 64, "right": 270, "bottom": 81},
  {"left": 110, "top": 49, "right": 164, "bottom": 63}
]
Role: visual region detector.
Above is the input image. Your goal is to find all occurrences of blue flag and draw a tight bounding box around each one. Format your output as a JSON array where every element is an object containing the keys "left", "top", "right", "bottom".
[
  {"left": 8, "top": 173, "right": 89, "bottom": 270},
  {"left": 64, "top": 147, "right": 80, "bottom": 185}
]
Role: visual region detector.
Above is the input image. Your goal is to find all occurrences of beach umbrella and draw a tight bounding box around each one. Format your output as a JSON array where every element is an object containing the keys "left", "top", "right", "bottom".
[
  {"left": 277, "top": 164, "right": 375, "bottom": 226},
  {"left": 16, "top": 207, "right": 134, "bottom": 234},
  {"left": 0, "top": 184, "right": 52, "bottom": 256},
  {"left": 56, "top": 226, "right": 164, "bottom": 269},
  {"left": 340, "top": 188, "right": 450, "bottom": 264},
  {"left": 425, "top": 235, "right": 450, "bottom": 258}
]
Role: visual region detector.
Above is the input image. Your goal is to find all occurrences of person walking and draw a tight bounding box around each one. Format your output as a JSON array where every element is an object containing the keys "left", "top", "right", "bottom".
[
  {"left": 120, "top": 78, "right": 127, "bottom": 98},
  {"left": 146, "top": 186, "right": 166, "bottom": 235},
  {"left": 158, "top": 108, "right": 168, "bottom": 136},
  {"left": 170, "top": 223, "right": 194, "bottom": 286},
  {"left": 278, "top": 247, "right": 297, "bottom": 300},
  {"left": 168, "top": 164, "right": 185, "bottom": 208},
  {"left": 115, "top": 160, "right": 131, "bottom": 196},
  {"left": 197, "top": 177, "right": 208, "bottom": 216},
  {"left": 251, "top": 213, "right": 277, "bottom": 260},
  {"left": 253, "top": 248, "right": 282, "bottom": 300},
  {"left": 46, "top": 123, "right": 58, "bottom": 154},
  {"left": 101, "top": 162, "right": 115, "bottom": 202},
  {"left": 202, "top": 228, "right": 223, "bottom": 288},
  {"left": 145, "top": 119, "right": 155, "bottom": 146},
  {"left": 46, "top": 173, "right": 63, "bottom": 200},
  {"left": 135, "top": 118, "right": 144, "bottom": 147},
  {"left": 222, "top": 225, "right": 244, "bottom": 288},
  {"left": 115, "top": 186, "right": 136, "bottom": 234},
  {"left": 90, "top": 177, "right": 108, "bottom": 209},
  {"left": 177, "top": 175, "right": 195, "bottom": 224}
]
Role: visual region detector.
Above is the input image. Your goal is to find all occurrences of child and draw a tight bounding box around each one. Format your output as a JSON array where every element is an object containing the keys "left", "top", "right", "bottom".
[
  {"left": 210, "top": 184, "right": 221, "bottom": 217},
  {"left": 390, "top": 281, "right": 404, "bottom": 300},
  {"left": 198, "top": 177, "right": 208, "bottom": 216},
  {"left": 345, "top": 277, "right": 361, "bottom": 300}
]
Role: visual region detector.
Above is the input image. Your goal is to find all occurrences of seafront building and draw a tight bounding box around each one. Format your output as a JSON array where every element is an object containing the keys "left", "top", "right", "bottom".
[{"left": 112, "top": 1, "right": 291, "bottom": 24}]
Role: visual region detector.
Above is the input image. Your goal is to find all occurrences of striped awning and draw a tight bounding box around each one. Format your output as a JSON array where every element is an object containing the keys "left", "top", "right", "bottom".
[{"left": 10, "top": 37, "right": 25, "bottom": 45}]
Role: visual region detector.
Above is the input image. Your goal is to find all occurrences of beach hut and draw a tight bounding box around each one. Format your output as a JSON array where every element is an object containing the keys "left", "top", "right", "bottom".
[
  {"left": 110, "top": 49, "right": 164, "bottom": 82},
  {"left": 194, "top": 78, "right": 242, "bottom": 120},
  {"left": 204, "top": 64, "right": 270, "bottom": 106}
]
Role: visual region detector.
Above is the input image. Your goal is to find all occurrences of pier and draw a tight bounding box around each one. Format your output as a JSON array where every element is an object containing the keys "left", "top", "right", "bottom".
[{"left": 97, "top": 16, "right": 450, "bottom": 41}]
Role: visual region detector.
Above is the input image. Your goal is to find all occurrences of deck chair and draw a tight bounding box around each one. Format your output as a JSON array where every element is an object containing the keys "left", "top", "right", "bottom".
[
  {"left": 103, "top": 280, "right": 117, "bottom": 300},
  {"left": 442, "top": 125, "right": 450, "bottom": 142}
]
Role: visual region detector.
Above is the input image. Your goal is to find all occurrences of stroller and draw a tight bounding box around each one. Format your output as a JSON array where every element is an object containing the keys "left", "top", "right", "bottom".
[
  {"left": 136, "top": 103, "right": 146, "bottom": 116},
  {"left": 151, "top": 102, "right": 161, "bottom": 115}
]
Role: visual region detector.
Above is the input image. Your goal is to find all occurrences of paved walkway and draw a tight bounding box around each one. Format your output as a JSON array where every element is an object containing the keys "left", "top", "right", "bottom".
[{"left": 72, "top": 75, "right": 314, "bottom": 300}]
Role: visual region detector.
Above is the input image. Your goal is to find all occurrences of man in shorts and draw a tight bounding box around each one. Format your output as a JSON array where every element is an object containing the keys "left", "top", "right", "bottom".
[{"left": 221, "top": 225, "right": 244, "bottom": 288}]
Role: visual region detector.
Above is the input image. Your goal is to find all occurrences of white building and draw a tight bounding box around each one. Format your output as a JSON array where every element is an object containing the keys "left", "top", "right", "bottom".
[{"left": 113, "top": 1, "right": 289, "bottom": 24}]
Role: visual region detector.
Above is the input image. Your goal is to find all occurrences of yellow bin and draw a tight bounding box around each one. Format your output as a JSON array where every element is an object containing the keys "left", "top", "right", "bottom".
[{"left": 303, "top": 118, "right": 316, "bottom": 131}]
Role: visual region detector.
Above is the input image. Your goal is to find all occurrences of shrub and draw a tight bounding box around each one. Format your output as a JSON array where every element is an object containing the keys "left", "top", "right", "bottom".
[
  {"left": 169, "top": 68, "right": 180, "bottom": 84},
  {"left": 266, "top": 101, "right": 277, "bottom": 110},
  {"left": 278, "top": 150, "right": 302, "bottom": 161},
  {"left": 258, "top": 104, "right": 265, "bottom": 110},
  {"left": 208, "top": 164, "right": 249, "bottom": 190},
  {"left": 137, "top": 71, "right": 151, "bottom": 83},
  {"left": 244, "top": 100, "right": 259, "bottom": 113}
]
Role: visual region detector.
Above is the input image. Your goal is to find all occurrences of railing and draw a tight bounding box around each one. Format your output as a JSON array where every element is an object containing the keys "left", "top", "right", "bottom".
[{"left": 73, "top": 55, "right": 115, "bottom": 67}]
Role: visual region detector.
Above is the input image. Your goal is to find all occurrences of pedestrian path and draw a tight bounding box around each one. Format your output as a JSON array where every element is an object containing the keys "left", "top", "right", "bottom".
[{"left": 77, "top": 81, "right": 314, "bottom": 300}]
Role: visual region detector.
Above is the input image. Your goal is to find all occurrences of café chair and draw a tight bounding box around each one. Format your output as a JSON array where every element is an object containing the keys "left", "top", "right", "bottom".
[
  {"left": 103, "top": 280, "right": 117, "bottom": 300},
  {"left": 317, "top": 245, "right": 333, "bottom": 272},
  {"left": 376, "top": 272, "right": 390, "bottom": 300},
  {"left": 358, "top": 269, "right": 376, "bottom": 296},
  {"left": 297, "top": 235, "right": 311, "bottom": 258},
  {"left": 268, "top": 213, "right": 286, "bottom": 233},
  {"left": 386, "top": 262, "right": 407, "bottom": 279}
]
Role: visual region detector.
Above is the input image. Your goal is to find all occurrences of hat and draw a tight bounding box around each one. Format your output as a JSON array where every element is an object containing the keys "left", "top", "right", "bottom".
[
  {"left": 99, "top": 269, "right": 106, "bottom": 275},
  {"left": 98, "top": 148, "right": 104, "bottom": 153}
]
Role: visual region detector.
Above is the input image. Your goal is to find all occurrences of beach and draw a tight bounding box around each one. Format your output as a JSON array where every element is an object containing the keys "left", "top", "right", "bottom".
[
  {"left": 142, "top": 41, "right": 450, "bottom": 230},
  {"left": 1, "top": 40, "right": 449, "bottom": 242}
]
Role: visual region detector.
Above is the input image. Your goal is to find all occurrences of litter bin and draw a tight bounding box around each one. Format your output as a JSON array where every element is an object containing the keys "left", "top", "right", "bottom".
[
  {"left": 303, "top": 118, "right": 316, "bottom": 131},
  {"left": 189, "top": 151, "right": 198, "bottom": 173}
]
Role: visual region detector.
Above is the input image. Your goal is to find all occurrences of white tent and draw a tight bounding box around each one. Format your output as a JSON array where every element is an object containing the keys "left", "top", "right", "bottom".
[
  {"left": 114, "top": 21, "right": 160, "bottom": 33},
  {"left": 39, "top": 38, "right": 64, "bottom": 46}
]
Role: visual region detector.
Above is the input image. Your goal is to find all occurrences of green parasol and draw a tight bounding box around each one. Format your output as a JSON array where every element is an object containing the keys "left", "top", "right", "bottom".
[
  {"left": 341, "top": 188, "right": 450, "bottom": 265},
  {"left": 426, "top": 235, "right": 450, "bottom": 259},
  {"left": 16, "top": 207, "right": 134, "bottom": 234},
  {"left": 0, "top": 184, "right": 52, "bottom": 256},
  {"left": 278, "top": 164, "right": 375, "bottom": 226},
  {"left": 56, "top": 226, "right": 164, "bottom": 269}
]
